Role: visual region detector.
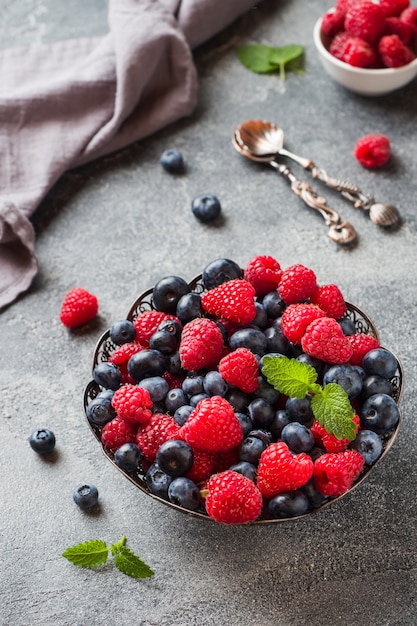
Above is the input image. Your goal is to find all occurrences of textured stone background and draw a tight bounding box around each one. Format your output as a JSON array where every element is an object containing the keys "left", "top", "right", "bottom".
[{"left": 1, "top": 1, "right": 416, "bottom": 624}]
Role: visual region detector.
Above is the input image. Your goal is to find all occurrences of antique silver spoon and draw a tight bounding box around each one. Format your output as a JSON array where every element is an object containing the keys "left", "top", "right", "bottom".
[
  {"left": 232, "top": 132, "right": 357, "bottom": 246},
  {"left": 234, "top": 119, "right": 401, "bottom": 227}
]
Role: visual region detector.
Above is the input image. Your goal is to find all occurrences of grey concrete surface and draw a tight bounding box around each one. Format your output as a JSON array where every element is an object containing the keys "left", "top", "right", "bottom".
[{"left": 1, "top": 1, "right": 416, "bottom": 624}]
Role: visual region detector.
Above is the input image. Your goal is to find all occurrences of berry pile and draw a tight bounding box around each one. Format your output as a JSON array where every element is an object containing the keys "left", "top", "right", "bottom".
[
  {"left": 322, "top": 0, "right": 417, "bottom": 69},
  {"left": 85, "top": 255, "right": 401, "bottom": 524}
]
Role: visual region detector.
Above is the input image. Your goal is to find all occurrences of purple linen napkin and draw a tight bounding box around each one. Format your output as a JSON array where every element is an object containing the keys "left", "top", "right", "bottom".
[{"left": 0, "top": 0, "right": 258, "bottom": 309}]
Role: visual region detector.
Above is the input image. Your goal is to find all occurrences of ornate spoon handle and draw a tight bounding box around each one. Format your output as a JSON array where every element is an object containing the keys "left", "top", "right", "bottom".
[{"left": 309, "top": 165, "right": 374, "bottom": 210}]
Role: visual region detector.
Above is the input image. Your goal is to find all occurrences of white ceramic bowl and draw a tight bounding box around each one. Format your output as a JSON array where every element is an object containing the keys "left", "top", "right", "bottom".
[{"left": 313, "top": 16, "right": 417, "bottom": 96}]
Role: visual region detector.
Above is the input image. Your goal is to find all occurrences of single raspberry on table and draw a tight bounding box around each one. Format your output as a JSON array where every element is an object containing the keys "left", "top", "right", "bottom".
[
  {"left": 111, "top": 383, "right": 153, "bottom": 425},
  {"left": 378, "top": 34, "right": 415, "bottom": 67},
  {"left": 136, "top": 413, "right": 180, "bottom": 462},
  {"left": 348, "top": 333, "right": 380, "bottom": 366},
  {"left": 313, "top": 449, "right": 365, "bottom": 497},
  {"left": 310, "top": 284, "right": 347, "bottom": 319},
  {"left": 354, "top": 134, "right": 391, "bottom": 169},
  {"left": 280, "top": 303, "right": 327, "bottom": 345},
  {"left": 278, "top": 264, "right": 318, "bottom": 304},
  {"left": 380, "top": 0, "right": 410, "bottom": 18},
  {"left": 243, "top": 255, "right": 282, "bottom": 296},
  {"left": 301, "top": 317, "right": 353, "bottom": 364},
  {"left": 256, "top": 441, "right": 314, "bottom": 498},
  {"left": 201, "top": 279, "right": 257, "bottom": 325},
  {"left": 384, "top": 16, "right": 414, "bottom": 45},
  {"left": 179, "top": 317, "right": 224, "bottom": 371},
  {"left": 101, "top": 416, "right": 138, "bottom": 452},
  {"left": 179, "top": 396, "right": 243, "bottom": 453},
  {"left": 311, "top": 415, "right": 360, "bottom": 453},
  {"left": 133, "top": 310, "right": 179, "bottom": 347},
  {"left": 59, "top": 287, "right": 98, "bottom": 328},
  {"left": 218, "top": 347, "right": 259, "bottom": 393},
  {"left": 204, "top": 470, "right": 263, "bottom": 524},
  {"left": 345, "top": 1, "right": 387, "bottom": 44}
]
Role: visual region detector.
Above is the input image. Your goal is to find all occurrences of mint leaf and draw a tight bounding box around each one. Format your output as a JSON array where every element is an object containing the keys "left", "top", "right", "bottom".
[
  {"left": 110, "top": 535, "right": 127, "bottom": 555},
  {"left": 113, "top": 545, "right": 155, "bottom": 579},
  {"left": 269, "top": 44, "right": 304, "bottom": 80},
  {"left": 236, "top": 43, "right": 304, "bottom": 80},
  {"left": 311, "top": 383, "right": 356, "bottom": 441},
  {"left": 62, "top": 539, "right": 108, "bottom": 569},
  {"left": 262, "top": 355, "right": 319, "bottom": 398}
]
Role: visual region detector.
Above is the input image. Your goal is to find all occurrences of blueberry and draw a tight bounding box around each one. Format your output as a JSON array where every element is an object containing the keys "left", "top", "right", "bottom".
[
  {"left": 235, "top": 412, "right": 254, "bottom": 437},
  {"left": 268, "top": 490, "right": 310, "bottom": 519},
  {"left": 254, "top": 376, "right": 280, "bottom": 405},
  {"left": 109, "top": 319, "right": 136, "bottom": 345},
  {"left": 238, "top": 435, "right": 266, "bottom": 465},
  {"left": 285, "top": 396, "right": 314, "bottom": 426},
  {"left": 158, "top": 319, "right": 183, "bottom": 340},
  {"left": 229, "top": 327, "right": 268, "bottom": 356},
  {"left": 252, "top": 302, "right": 269, "bottom": 329},
  {"left": 156, "top": 440, "right": 194, "bottom": 476},
  {"left": 190, "top": 392, "right": 209, "bottom": 407},
  {"left": 86, "top": 389, "right": 116, "bottom": 426},
  {"left": 248, "top": 398, "right": 275, "bottom": 428},
  {"left": 361, "top": 375, "right": 393, "bottom": 399},
  {"left": 360, "top": 393, "right": 400, "bottom": 434},
  {"left": 248, "top": 429, "right": 273, "bottom": 447},
  {"left": 173, "top": 404, "right": 194, "bottom": 426},
  {"left": 270, "top": 409, "right": 290, "bottom": 439},
  {"left": 138, "top": 376, "right": 169, "bottom": 402},
  {"left": 145, "top": 463, "right": 173, "bottom": 499},
  {"left": 149, "top": 329, "right": 179, "bottom": 355},
  {"left": 191, "top": 193, "right": 221, "bottom": 223},
  {"left": 182, "top": 375, "right": 204, "bottom": 396},
  {"left": 350, "top": 429, "right": 383, "bottom": 465},
  {"left": 93, "top": 361, "right": 122, "bottom": 390},
  {"left": 152, "top": 276, "right": 191, "bottom": 314},
  {"left": 165, "top": 388, "right": 189, "bottom": 413},
  {"left": 114, "top": 443, "right": 143, "bottom": 472},
  {"left": 225, "top": 389, "right": 251, "bottom": 412},
  {"left": 323, "top": 364, "right": 363, "bottom": 399},
  {"left": 176, "top": 293, "right": 203, "bottom": 324},
  {"left": 264, "top": 324, "right": 290, "bottom": 354},
  {"left": 229, "top": 461, "right": 257, "bottom": 482},
  {"left": 295, "top": 353, "right": 323, "bottom": 376},
  {"left": 128, "top": 349, "right": 166, "bottom": 381},
  {"left": 338, "top": 317, "right": 356, "bottom": 336},
  {"left": 203, "top": 371, "right": 228, "bottom": 397},
  {"left": 202, "top": 258, "right": 243, "bottom": 290},
  {"left": 262, "top": 291, "right": 286, "bottom": 319},
  {"left": 168, "top": 477, "right": 201, "bottom": 510},
  {"left": 300, "top": 478, "right": 327, "bottom": 508},
  {"left": 73, "top": 483, "right": 99, "bottom": 509},
  {"left": 28, "top": 428, "right": 56, "bottom": 455},
  {"left": 160, "top": 149, "right": 184, "bottom": 174},
  {"left": 281, "top": 422, "right": 315, "bottom": 453},
  {"left": 362, "top": 348, "right": 398, "bottom": 379},
  {"left": 166, "top": 351, "right": 185, "bottom": 376}
]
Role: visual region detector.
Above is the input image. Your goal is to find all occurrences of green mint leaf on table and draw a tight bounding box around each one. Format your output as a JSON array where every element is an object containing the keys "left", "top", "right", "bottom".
[
  {"left": 236, "top": 43, "right": 304, "bottom": 80},
  {"left": 262, "top": 356, "right": 356, "bottom": 441},
  {"left": 62, "top": 539, "right": 108, "bottom": 569},
  {"left": 113, "top": 545, "right": 155, "bottom": 579}
]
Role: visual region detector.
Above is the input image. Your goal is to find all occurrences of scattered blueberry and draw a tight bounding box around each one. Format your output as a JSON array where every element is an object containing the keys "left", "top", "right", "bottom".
[
  {"left": 235, "top": 412, "right": 254, "bottom": 437},
  {"left": 114, "top": 443, "right": 143, "bottom": 472},
  {"left": 202, "top": 258, "right": 243, "bottom": 289},
  {"left": 149, "top": 329, "right": 179, "bottom": 355},
  {"left": 168, "top": 477, "right": 201, "bottom": 510},
  {"left": 338, "top": 317, "right": 357, "bottom": 336},
  {"left": 264, "top": 324, "right": 290, "bottom": 354},
  {"left": 160, "top": 149, "right": 184, "bottom": 174},
  {"left": 73, "top": 483, "right": 99, "bottom": 509},
  {"left": 109, "top": 319, "right": 136, "bottom": 345},
  {"left": 29, "top": 428, "right": 56, "bottom": 455},
  {"left": 261, "top": 291, "right": 286, "bottom": 318},
  {"left": 191, "top": 193, "right": 222, "bottom": 223},
  {"left": 350, "top": 429, "right": 383, "bottom": 465},
  {"left": 270, "top": 409, "right": 290, "bottom": 439}
]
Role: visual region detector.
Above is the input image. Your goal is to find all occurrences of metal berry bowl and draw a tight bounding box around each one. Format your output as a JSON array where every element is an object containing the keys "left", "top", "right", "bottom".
[{"left": 83, "top": 259, "right": 403, "bottom": 524}]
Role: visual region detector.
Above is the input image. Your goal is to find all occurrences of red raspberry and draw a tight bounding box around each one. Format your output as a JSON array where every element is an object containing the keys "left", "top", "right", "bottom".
[
  {"left": 109, "top": 342, "right": 143, "bottom": 383},
  {"left": 322, "top": 9, "right": 346, "bottom": 38},
  {"left": 201, "top": 279, "right": 256, "bottom": 325},
  {"left": 313, "top": 449, "right": 364, "bottom": 497},
  {"left": 354, "top": 134, "right": 391, "bottom": 169},
  {"left": 301, "top": 317, "right": 353, "bottom": 364},
  {"left": 213, "top": 448, "right": 240, "bottom": 473},
  {"left": 378, "top": 34, "right": 415, "bottom": 67},
  {"left": 111, "top": 384, "right": 153, "bottom": 425},
  {"left": 218, "top": 347, "right": 259, "bottom": 393},
  {"left": 339, "top": 36, "right": 381, "bottom": 68},
  {"left": 257, "top": 442, "right": 314, "bottom": 498},
  {"left": 380, "top": 0, "right": 410, "bottom": 18},
  {"left": 243, "top": 255, "right": 282, "bottom": 296},
  {"left": 133, "top": 310, "right": 178, "bottom": 347},
  {"left": 179, "top": 318, "right": 224, "bottom": 371},
  {"left": 384, "top": 16, "right": 414, "bottom": 45},
  {"left": 348, "top": 333, "right": 380, "bottom": 365},
  {"left": 59, "top": 287, "right": 98, "bottom": 328},
  {"left": 280, "top": 303, "right": 327, "bottom": 345},
  {"left": 345, "top": 1, "right": 386, "bottom": 44},
  {"left": 329, "top": 31, "right": 353, "bottom": 61},
  {"left": 400, "top": 6, "right": 417, "bottom": 34},
  {"left": 204, "top": 470, "right": 263, "bottom": 524},
  {"left": 310, "top": 284, "right": 347, "bottom": 319},
  {"left": 162, "top": 371, "right": 185, "bottom": 390},
  {"left": 185, "top": 449, "right": 217, "bottom": 483},
  {"left": 311, "top": 415, "right": 360, "bottom": 453},
  {"left": 101, "top": 416, "right": 138, "bottom": 452},
  {"left": 136, "top": 413, "right": 180, "bottom": 462},
  {"left": 278, "top": 264, "right": 318, "bottom": 304},
  {"left": 179, "top": 396, "right": 243, "bottom": 453}
]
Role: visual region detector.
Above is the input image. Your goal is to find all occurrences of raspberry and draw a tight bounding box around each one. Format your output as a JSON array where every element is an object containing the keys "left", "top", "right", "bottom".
[
  {"left": 59, "top": 287, "right": 98, "bottom": 328},
  {"left": 354, "top": 134, "right": 391, "bottom": 169},
  {"left": 378, "top": 34, "right": 415, "bottom": 67},
  {"left": 111, "top": 384, "right": 153, "bottom": 425},
  {"left": 133, "top": 310, "right": 178, "bottom": 347},
  {"left": 313, "top": 449, "right": 365, "bottom": 497},
  {"left": 179, "top": 396, "right": 243, "bottom": 453},
  {"left": 179, "top": 318, "right": 224, "bottom": 371},
  {"left": 380, "top": 0, "right": 410, "bottom": 18},
  {"left": 201, "top": 279, "right": 256, "bottom": 325},
  {"left": 310, "top": 284, "right": 347, "bottom": 319},
  {"left": 243, "top": 255, "right": 282, "bottom": 296},
  {"left": 329, "top": 31, "right": 353, "bottom": 61},
  {"left": 278, "top": 264, "right": 318, "bottom": 304},
  {"left": 322, "top": 9, "right": 346, "bottom": 38},
  {"left": 162, "top": 371, "right": 185, "bottom": 390},
  {"left": 348, "top": 333, "right": 380, "bottom": 366},
  {"left": 213, "top": 448, "right": 240, "bottom": 473},
  {"left": 345, "top": 1, "right": 386, "bottom": 44},
  {"left": 204, "top": 470, "right": 263, "bottom": 524},
  {"left": 257, "top": 442, "right": 314, "bottom": 498},
  {"left": 218, "top": 347, "right": 259, "bottom": 393},
  {"left": 400, "top": 6, "right": 417, "bottom": 34},
  {"left": 339, "top": 36, "right": 381, "bottom": 68},
  {"left": 136, "top": 413, "right": 180, "bottom": 462},
  {"left": 384, "top": 16, "right": 414, "bottom": 45},
  {"left": 280, "top": 303, "right": 327, "bottom": 345},
  {"left": 311, "top": 415, "right": 360, "bottom": 453},
  {"left": 301, "top": 317, "right": 353, "bottom": 365},
  {"left": 185, "top": 449, "right": 217, "bottom": 483},
  {"left": 109, "top": 342, "right": 143, "bottom": 383},
  {"left": 101, "top": 416, "right": 138, "bottom": 452}
]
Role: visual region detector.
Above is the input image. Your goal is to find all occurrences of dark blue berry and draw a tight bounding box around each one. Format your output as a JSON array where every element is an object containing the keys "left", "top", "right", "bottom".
[
  {"left": 248, "top": 398, "right": 275, "bottom": 428},
  {"left": 295, "top": 353, "right": 323, "bottom": 376},
  {"left": 168, "top": 477, "right": 201, "bottom": 510},
  {"left": 156, "top": 440, "right": 194, "bottom": 476},
  {"left": 270, "top": 409, "right": 290, "bottom": 439},
  {"left": 173, "top": 404, "right": 194, "bottom": 426},
  {"left": 268, "top": 490, "right": 310, "bottom": 519},
  {"left": 165, "top": 388, "right": 189, "bottom": 413},
  {"left": 262, "top": 291, "right": 286, "bottom": 319},
  {"left": 235, "top": 412, "right": 254, "bottom": 437},
  {"left": 176, "top": 293, "right": 203, "bottom": 324},
  {"left": 360, "top": 393, "right": 400, "bottom": 434},
  {"left": 338, "top": 317, "right": 356, "bottom": 336},
  {"left": 202, "top": 258, "right": 243, "bottom": 289},
  {"left": 86, "top": 389, "right": 116, "bottom": 426},
  {"left": 145, "top": 463, "right": 173, "bottom": 499},
  {"left": 281, "top": 422, "right": 315, "bottom": 453},
  {"left": 114, "top": 443, "right": 143, "bottom": 472},
  {"left": 109, "top": 319, "right": 136, "bottom": 345},
  {"left": 191, "top": 193, "right": 221, "bottom": 223},
  {"left": 166, "top": 351, "right": 185, "bottom": 376},
  {"left": 182, "top": 374, "right": 204, "bottom": 396},
  {"left": 254, "top": 376, "right": 280, "bottom": 405},
  {"left": 248, "top": 429, "right": 273, "bottom": 447},
  {"left": 229, "top": 461, "right": 257, "bottom": 482},
  {"left": 285, "top": 396, "right": 314, "bottom": 426},
  {"left": 323, "top": 364, "right": 363, "bottom": 399},
  {"left": 73, "top": 483, "right": 99, "bottom": 509},
  {"left": 361, "top": 374, "right": 393, "bottom": 399},
  {"left": 225, "top": 389, "right": 251, "bottom": 412},
  {"left": 152, "top": 276, "right": 191, "bottom": 314},
  {"left": 138, "top": 376, "right": 169, "bottom": 402},
  {"left": 252, "top": 302, "right": 269, "bottom": 329},
  {"left": 350, "top": 429, "right": 383, "bottom": 465},
  {"left": 190, "top": 392, "right": 209, "bottom": 407},
  {"left": 149, "top": 321, "right": 181, "bottom": 354},
  {"left": 93, "top": 361, "right": 122, "bottom": 390},
  {"left": 238, "top": 435, "right": 266, "bottom": 465},
  {"left": 160, "top": 149, "right": 184, "bottom": 174},
  {"left": 300, "top": 478, "right": 327, "bottom": 508},
  {"left": 29, "top": 428, "right": 56, "bottom": 455},
  {"left": 264, "top": 324, "right": 290, "bottom": 354},
  {"left": 203, "top": 370, "right": 228, "bottom": 397},
  {"left": 229, "top": 327, "right": 268, "bottom": 356},
  {"left": 362, "top": 348, "right": 398, "bottom": 379},
  {"left": 128, "top": 349, "right": 166, "bottom": 381}
]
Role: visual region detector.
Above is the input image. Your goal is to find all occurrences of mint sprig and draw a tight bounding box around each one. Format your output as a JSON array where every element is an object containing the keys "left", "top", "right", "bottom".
[
  {"left": 262, "top": 355, "right": 357, "bottom": 441},
  {"left": 236, "top": 43, "right": 304, "bottom": 80},
  {"left": 62, "top": 536, "right": 154, "bottom": 579}
]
